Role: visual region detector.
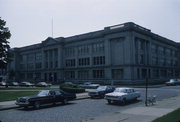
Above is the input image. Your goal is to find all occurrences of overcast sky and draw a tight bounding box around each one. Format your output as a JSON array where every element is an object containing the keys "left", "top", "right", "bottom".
[{"left": 0, "top": 0, "right": 180, "bottom": 48}]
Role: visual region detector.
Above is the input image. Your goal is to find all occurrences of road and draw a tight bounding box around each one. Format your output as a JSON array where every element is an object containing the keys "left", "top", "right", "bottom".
[{"left": 0, "top": 86, "right": 180, "bottom": 122}]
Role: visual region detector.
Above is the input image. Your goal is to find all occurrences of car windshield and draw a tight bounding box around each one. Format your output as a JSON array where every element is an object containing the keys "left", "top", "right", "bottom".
[
  {"left": 169, "top": 79, "right": 177, "bottom": 83},
  {"left": 37, "top": 90, "right": 49, "bottom": 96},
  {"left": 97, "top": 86, "right": 107, "bottom": 91}
]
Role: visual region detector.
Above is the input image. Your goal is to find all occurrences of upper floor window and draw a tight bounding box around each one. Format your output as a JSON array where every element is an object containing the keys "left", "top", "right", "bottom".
[
  {"left": 78, "top": 58, "right": 90, "bottom": 66},
  {"left": 92, "top": 42, "right": 104, "bottom": 53},
  {"left": 65, "top": 47, "right": 75, "bottom": 57},
  {"left": 66, "top": 59, "right": 76, "bottom": 67},
  {"left": 78, "top": 45, "right": 90, "bottom": 55}
]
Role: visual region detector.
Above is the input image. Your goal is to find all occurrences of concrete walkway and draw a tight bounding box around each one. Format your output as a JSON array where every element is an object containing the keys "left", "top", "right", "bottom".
[
  {"left": 0, "top": 92, "right": 90, "bottom": 110},
  {"left": 82, "top": 95, "right": 180, "bottom": 122}
]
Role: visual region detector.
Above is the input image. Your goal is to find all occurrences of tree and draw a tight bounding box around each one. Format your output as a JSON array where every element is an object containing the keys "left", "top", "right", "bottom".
[{"left": 0, "top": 18, "right": 11, "bottom": 69}]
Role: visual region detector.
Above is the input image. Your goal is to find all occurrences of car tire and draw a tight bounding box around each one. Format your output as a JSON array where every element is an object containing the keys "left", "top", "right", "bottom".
[
  {"left": 34, "top": 102, "right": 40, "bottom": 109},
  {"left": 107, "top": 100, "right": 112, "bottom": 104},
  {"left": 122, "top": 98, "right": 126, "bottom": 105},
  {"left": 62, "top": 99, "right": 68, "bottom": 105}
]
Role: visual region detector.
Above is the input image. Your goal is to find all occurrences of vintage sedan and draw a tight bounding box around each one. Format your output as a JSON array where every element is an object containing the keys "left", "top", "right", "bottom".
[
  {"left": 36, "top": 82, "right": 52, "bottom": 87},
  {"left": 7, "top": 82, "right": 19, "bottom": 86},
  {"left": 88, "top": 86, "right": 115, "bottom": 98},
  {"left": 0, "top": 81, "right": 6, "bottom": 86},
  {"left": 105, "top": 87, "right": 141, "bottom": 104},
  {"left": 165, "top": 79, "right": 179, "bottom": 86},
  {"left": 19, "top": 82, "right": 34, "bottom": 87},
  {"left": 79, "top": 82, "right": 99, "bottom": 89},
  {"left": 15, "top": 90, "right": 76, "bottom": 109}
]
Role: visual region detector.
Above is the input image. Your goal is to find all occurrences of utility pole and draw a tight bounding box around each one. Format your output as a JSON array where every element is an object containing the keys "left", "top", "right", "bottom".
[
  {"left": 145, "top": 77, "right": 148, "bottom": 106},
  {"left": 51, "top": 17, "right": 54, "bottom": 37}
]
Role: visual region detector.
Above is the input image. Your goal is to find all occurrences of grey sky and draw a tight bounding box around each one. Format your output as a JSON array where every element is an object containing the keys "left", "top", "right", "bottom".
[{"left": 0, "top": 0, "right": 180, "bottom": 48}]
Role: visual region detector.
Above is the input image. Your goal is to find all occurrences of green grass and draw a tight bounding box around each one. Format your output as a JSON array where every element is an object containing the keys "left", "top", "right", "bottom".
[
  {"left": 0, "top": 87, "right": 59, "bottom": 90},
  {"left": 152, "top": 108, "right": 180, "bottom": 122},
  {"left": 0, "top": 91, "right": 38, "bottom": 102}
]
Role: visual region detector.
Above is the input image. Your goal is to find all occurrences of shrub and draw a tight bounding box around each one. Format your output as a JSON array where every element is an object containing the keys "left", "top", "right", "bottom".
[
  {"left": 60, "top": 87, "right": 85, "bottom": 93},
  {"left": 60, "top": 83, "right": 85, "bottom": 93}
]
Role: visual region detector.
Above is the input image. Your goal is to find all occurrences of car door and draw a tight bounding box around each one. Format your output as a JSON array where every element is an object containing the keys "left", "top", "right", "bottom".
[
  {"left": 47, "top": 91, "right": 56, "bottom": 104},
  {"left": 54, "top": 90, "right": 64, "bottom": 102}
]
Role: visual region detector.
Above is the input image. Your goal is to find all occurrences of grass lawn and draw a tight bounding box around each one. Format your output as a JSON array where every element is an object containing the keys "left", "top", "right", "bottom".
[
  {"left": 152, "top": 108, "right": 180, "bottom": 122},
  {"left": 0, "top": 91, "right": 38, "bottom": 102},
  {"left": 0, "top": 87, "right": 59, "bottom": 90}
]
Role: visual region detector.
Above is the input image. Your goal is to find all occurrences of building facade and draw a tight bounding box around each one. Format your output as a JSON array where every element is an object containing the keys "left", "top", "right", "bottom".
[{"left": 8, "top": 22, "right": 180, "bottom": 84}]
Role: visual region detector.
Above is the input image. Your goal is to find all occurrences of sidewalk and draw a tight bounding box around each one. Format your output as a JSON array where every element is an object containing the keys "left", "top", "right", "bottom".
[
  {"left": 0, "top": 92, "right": 90, "bottom": 111},
  {"left": 82, "top": 95, "right": 180, "bottom": 122}
]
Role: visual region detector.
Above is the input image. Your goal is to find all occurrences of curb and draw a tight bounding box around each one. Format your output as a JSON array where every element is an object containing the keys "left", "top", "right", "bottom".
[{"left": 0, "top": 96, "right": 90, "bottom": 111}]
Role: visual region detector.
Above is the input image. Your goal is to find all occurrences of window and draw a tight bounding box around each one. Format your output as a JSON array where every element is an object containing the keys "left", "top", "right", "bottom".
[
  {"left": 65, "top": 47, "right": 75, "bottom": 56},
  {"left": 93, "top": 70, "right": 104, "bottom": 78},
  {"left": 35, "top": 63, "right": 42, "bottom": 69},
  {"left": 35, "top": 52, "right": 42, "bottom": 61},
  {"left": 27, "top": 54, "right": 34, "bottom": 62},
  {"left": 77, "top": 45, "right": 90, "bottom": 55},
  {"left": 92, "top": 42, "right": 104, "bottom": 53},
  {"left": 66, "top": 59, "right": 76, "bottom": 67},
  {"left": 93, "top": 56, "right": 105, "bottom": 65},
  {"left": 27, "top": 63, "right": 34, "bottom": 70},
  {"left": 78, "top": 58, "right": 90, "bottom": 66}
]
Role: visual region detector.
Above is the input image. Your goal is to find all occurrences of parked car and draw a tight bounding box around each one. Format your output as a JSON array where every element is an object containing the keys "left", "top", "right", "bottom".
[
  {"left": 88, "top": 86, "right": 115, "bottom": 98},
  {"left": 165, "top": 79, "right": 180, "bottom": 86},
  {"left": 19, "top": 82, "right": 34, "bottom": 87},
  {"left": 7, "top": 82, "right": 19, "bottom": 86},
  {"left": 79, "top": 82, "right": 99, "bottom": 89},
  {"left": 36, "top": 82, "right": 52, "bottom": 87},
  {"left": 0, "top": 81, "right": 6, "bottom": 86},
  {"left": 15, "top": 90, "right": 76, "bottom": 109},
  {"left": 105, "top": 87, "right": 141, "bottom": 104}
]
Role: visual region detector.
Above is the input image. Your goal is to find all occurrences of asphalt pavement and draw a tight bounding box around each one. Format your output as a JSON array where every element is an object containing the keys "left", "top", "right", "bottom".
[{"left": 0, "top": 86, "right": 180, "bottom": 122}]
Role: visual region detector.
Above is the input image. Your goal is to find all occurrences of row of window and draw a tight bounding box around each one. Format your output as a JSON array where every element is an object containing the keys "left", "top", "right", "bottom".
[
  {"left": 65, "top": 42, "right": 104, "bottom": 57},
  {"left": 65, "top": 56, "right": 105, "bottom": 67},
  {"left": 65, "top": 70, "right": 105, "bottom": 79},
  {"left": 152, "top": 57, "right": 177, "bottom": 66},
  {"left": 137, "top": 68, "right": 176, "bottom": 79},
  {"left": 151, "top": 44, "right": 176, "bottom": 57}
]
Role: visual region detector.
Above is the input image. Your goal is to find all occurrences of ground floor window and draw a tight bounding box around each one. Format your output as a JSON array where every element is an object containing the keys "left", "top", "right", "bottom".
[{"left": 93, "top": 70, "right": 104, "bottom": 79}]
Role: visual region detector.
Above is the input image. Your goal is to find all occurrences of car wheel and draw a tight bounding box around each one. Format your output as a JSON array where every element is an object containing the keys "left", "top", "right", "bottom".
[
  {"left": 107, "top": 100, "right": 112, "bottom": 104},
  {"left": 122, "top": 98, "right": 126, "bottom": 105},
  {"left": 34, "top": 102, "right": 40, "bottom": 109},
  {"left": 62, "top": 99, "right": 68, "bottom": 105}
]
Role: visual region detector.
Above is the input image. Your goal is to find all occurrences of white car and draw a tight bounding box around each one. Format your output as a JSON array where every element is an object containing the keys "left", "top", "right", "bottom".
[
  {"left": 165, "top": 79, "right": 180, "bottom": 86},
  {"left": 105, "top": 87, "right": 141, "bottom": 104}
]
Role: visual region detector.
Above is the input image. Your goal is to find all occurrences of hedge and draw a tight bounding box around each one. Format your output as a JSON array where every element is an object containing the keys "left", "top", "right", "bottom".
[
  {"left": 60, "top": 83, "right": 85, "bottom": 93},
  {"left": 60, "top": 87, "right": 85, "bottom": 93}
]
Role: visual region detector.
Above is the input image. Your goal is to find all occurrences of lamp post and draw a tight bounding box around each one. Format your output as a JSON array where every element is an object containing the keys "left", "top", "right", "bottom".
[{"left": 145, "top": 77, "right": 148, "bottom": 106}]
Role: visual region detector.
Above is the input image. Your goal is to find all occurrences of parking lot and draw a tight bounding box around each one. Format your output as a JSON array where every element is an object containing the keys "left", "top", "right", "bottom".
[{"left": 0, "top": 85, "right": 180, "bottom": 122}]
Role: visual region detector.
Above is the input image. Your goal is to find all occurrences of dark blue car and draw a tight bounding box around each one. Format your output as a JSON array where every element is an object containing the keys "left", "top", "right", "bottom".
[
  {"left": 88, "top": 86, "right": 115, "bottom": 98},
  {"left": 16, "top": 90, "right": 76, "bottom": 109}
]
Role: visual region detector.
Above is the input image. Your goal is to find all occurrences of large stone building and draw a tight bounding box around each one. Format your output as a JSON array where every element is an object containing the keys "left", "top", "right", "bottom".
[{"left": 8, "top": 22, "right": 180, "bottom": 84}]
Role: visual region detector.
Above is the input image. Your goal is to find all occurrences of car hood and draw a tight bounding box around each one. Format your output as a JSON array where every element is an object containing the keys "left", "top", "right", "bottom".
[
  {"left": 18, "top": 95, "right": 38, "bottom": 100},
  {"left": 105, "top": 92, "right": 127, "bottom": 97}
]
